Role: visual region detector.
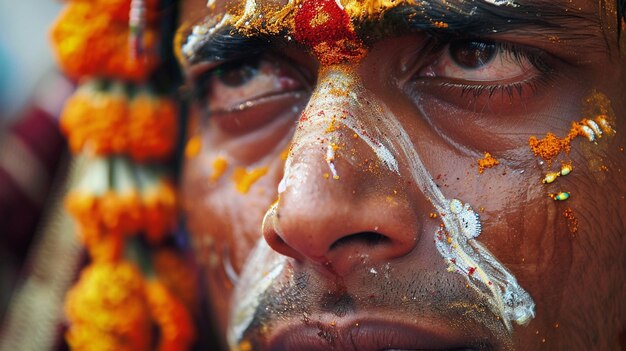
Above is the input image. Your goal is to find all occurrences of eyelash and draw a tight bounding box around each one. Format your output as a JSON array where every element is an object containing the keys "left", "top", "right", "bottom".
[{"left": 418, "top": 38, "right": 556, "bottom": 100}]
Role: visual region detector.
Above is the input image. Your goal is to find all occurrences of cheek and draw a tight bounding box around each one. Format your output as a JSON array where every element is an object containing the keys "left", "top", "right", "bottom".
[{"left": 181, "top": 152, "right": 285, "bottom": 273}]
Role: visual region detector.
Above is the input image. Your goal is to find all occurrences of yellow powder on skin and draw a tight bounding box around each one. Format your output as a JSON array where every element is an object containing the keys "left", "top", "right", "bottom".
[
  {"left": 528, "top": 132, "right": 570, "bottom": 163},
  {"left": 184, "top": 136, "right": 201, "bottom": 159},
  {"left": 232, "top": 167, "right": 269, "bottom": 194},
  {"left": 529, "top": 91, "right": 616, "bottom": 163},
  {"left": 280, "top": 146, "right": 291, "bottom": 161},
  {"left": 325, "top": 117, "right": 339, "bottom": 133},
  {"left": 209, "top": 157, "right": 228, "bottom": 182},
  {"left": 528, "top": 121, "right": 588, "bottom": 163},
  {"left": 477, "top": 152, "right": 500, "bottom": 174},
  {"left": 310, "top": 12, "right": 330, "bottom": 27},
  {"left": 341, "top": 0, "right": 417, "bottom": 20},
  {"left": 238, "top": 340, "right": 253, "bottom": 351}
]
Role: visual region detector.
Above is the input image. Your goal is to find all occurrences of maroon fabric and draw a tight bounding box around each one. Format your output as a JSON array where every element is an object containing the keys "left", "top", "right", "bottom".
[
  {"left": 10, "top": 107, "right": 66, "bottom": 176},
  {"left": 0, "top": 104, "right": 67, "bottom": 259}
]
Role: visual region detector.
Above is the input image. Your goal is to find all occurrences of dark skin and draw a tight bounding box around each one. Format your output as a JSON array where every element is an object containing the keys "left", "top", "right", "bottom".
[{"left": 179, "top": 0, "right": 626, "bottom": 349}]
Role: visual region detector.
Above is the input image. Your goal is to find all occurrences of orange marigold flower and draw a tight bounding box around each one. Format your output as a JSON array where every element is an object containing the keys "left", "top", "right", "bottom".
[
  {"left": 127, "top": 91, "right": 178, "bottom": 161},
  {"left": 66, "top": 189, "right": 143, "bottom": 261},
  {"left": 60, "top": 81, "right": 129, "bottom": 155},
  {"left": 77, "top": 226, "right": 125, "bottom": 263},
  {"left": 153, "top": 249, "right": 199, "bottom": 312},
  {"left": 66, "top": 190, "right": 143, "bottom": 236},
  {"left": 147, "top": 280, "right": 196, "bottom": 351},
  {"left": 141, "top": 178, "right": 177, "bottom": 244},
  {"left": 50, "top": 2, "right": 159, "bottom": 82},
  {"left": 65, "top": 261, "right": 151, "bottom": 351},
  {"left": 71, "top": 0, "right": 160, "bottom": 23}
]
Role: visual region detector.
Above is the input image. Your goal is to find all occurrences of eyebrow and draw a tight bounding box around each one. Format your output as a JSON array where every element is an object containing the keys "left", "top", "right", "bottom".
[
  {"left": 179, "top": 0, "right": 603, "bottom": 68},
  {"left": 375, "top": 0, "right": 598, "bottom": 38}
]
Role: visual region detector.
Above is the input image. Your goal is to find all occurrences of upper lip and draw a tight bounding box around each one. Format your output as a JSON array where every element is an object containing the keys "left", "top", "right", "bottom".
[{"left": 265, "top": 313, "right": 493, "bottom": 351}]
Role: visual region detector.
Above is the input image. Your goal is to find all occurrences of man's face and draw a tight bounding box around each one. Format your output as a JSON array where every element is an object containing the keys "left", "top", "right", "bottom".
[{"left": 179, "top": 0, "right": 626, "bottom": 349}]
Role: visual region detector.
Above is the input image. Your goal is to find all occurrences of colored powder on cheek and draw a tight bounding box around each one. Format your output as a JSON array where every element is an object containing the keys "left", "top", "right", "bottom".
[
  {"left": 238, "top": 340, "right": 252, "bottom": 351},
  {"left": 280, "top": 146, "right": 291, "bottom": 161},
  {"left": 184, "top": 136, "right": 202, "bottom": 159},
  {"left": 528, "top": 133, "right": 571, "bottom": 163},
  {"left": 232, "top": 167, "right": 269, "bottom": 194},
  {"left": 477, "top": 152, "right": 500, "bottom": 174},
  {"left": 209, "top": 157, "right": 228, "bottom": 182},
  {"left": 529, "top": 112, "right": 615, "bottom": 163}
]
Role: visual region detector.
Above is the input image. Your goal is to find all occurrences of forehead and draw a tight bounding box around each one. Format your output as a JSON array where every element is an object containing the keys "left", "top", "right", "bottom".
[
  {"left": 178, "top": 0, "right": 610, "bottom": 69},
  {"left": 180, "top": 0, "right": 601, "bottom": 23}
]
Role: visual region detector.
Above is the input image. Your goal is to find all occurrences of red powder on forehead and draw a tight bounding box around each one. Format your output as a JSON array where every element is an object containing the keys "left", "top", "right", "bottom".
[
  {"left": 294, "top": 0, "right": 366, "bottom": 64},
  {"left": 294, "top": 0, "right": 355, "bottom": 47}
]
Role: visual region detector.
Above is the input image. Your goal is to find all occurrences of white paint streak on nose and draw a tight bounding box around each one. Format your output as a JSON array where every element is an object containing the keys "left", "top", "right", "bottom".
[
  {"left": 278, "top": 67, "right": 400, "bottom": 194},
  {"left": 275, "top": 66, "right": 535, "bottom": 331}
]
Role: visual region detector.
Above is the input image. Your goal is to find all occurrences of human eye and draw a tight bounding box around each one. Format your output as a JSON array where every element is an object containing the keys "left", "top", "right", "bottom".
[
  {"left": 414, "top": 38, "right": 554, "bottom": 106},
  {"left": 193, "top": 55, "right": 310, "bottom": 134},
  {"left": 403, "top": 36, "right": 564, "bottom": 154}
]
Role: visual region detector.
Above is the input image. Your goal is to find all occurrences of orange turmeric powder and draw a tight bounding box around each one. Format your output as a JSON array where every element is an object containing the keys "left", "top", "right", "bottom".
[{"left": 477, "top": 152, "right": 500, "bottom": 174}]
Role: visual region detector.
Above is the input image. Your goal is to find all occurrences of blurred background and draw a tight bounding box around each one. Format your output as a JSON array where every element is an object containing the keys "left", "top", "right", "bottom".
[
  {"left": 0, "top": 0, "right": 63, "bottom": 120},
  {"left": 0, "top": 0, "right": 71, "bottom": 329}
]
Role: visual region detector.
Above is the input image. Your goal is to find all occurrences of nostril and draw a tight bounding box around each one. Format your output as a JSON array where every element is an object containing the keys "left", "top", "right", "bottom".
[{"left": 329, "top": 232, "right": 391, "bottom": 251}]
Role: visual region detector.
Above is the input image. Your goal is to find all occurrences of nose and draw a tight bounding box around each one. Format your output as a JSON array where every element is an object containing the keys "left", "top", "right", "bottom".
[{"left": 263, "top": 67, "right": 422, "bottom": 273}]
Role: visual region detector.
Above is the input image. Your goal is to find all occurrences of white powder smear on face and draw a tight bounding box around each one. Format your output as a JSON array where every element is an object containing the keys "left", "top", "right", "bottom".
[
  {"left": 228, "top": 207, "right": 287, "bottom": 347},
  {"left": 305, "top": 67, "right": 535, "bottom": 331},
  {"left": 481, "top": 0, "right": 518, "bottom": 6},
  {"left": 280, "top": 68, "right": 399, "bottom": 192}
]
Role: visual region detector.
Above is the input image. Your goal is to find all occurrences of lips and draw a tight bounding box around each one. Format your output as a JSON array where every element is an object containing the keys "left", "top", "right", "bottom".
[{"left": 264, "top": 314, "right": 493, "bottom": 351}]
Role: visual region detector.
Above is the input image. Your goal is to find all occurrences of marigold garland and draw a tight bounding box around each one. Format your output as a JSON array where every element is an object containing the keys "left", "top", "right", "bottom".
[
  {"left": 147, "top": 280, "right": 196, "bottom": 351},
  {"left": 127, "top": 89, "right": 178, "bottom": 161},
  {"left": 65, "top": 261, "right": 152, "bottom": 351},
  {"left": 66, "top": 191, "right": 143, "bottom": 244},
  {"left": 71, "top": 0, "right": 160, "bottom": 23},
  {"left": 54, "top": 0, "right": 194, "bottom": 348},
  {"left": 60, "top": 81, "right": 129, "bottom": 155},
  {"left": 61, "top": 81, "right": 178, "bottom": 161},
  {"left": 153, "top": 249, "right": 199, "bottom": 312},
  {"left": 66, "top": 158, "right": 178, "bottom": 252},
  {"left": 50, "top": 2, "right": 159, "bottom": 82},
  {"left": 141, "top": 178, "right": 178, "bottom": 244}
]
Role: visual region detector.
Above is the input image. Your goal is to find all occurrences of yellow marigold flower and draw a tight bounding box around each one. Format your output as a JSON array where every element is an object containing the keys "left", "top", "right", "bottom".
[
  {"left": 128, "top": 90, "right": 179, "bottom": 161},
  {"left": 147, "top": 280, "right": 196, "bottom": 351},
  {"left": 60, "top": 81, "right": 129, "bottom": 156},
  {"left": 65, "top": 261, "right": 151, "bottom": 351},
  {"left": 50, "top": 2, "right": 159, "bottom": 82},
  {"left": 153, "top": 249, "right": 199, "bottom": 312}
]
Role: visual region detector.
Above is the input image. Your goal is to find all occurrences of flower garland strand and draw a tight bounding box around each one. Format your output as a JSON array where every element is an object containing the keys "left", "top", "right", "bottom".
[{"left": 50, "top": 0, "right": 196, "bottom": 349}]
